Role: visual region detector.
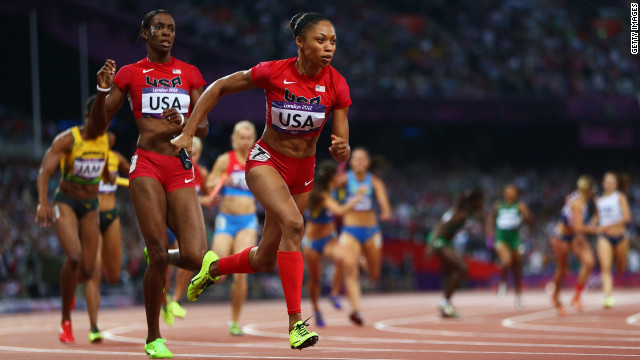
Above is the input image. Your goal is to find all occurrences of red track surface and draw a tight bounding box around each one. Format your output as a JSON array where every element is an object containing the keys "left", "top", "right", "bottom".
[{"left": 1, "top": 289, "right": 639, "bottom": 359}]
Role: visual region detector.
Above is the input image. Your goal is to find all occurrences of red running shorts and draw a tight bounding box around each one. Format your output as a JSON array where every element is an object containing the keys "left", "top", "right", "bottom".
[
  {"left": 129, "top": 148, "right": 196, "bottom": 193},
  {"left": 245, "top": 139, "right": 315, "bottom": 195}
]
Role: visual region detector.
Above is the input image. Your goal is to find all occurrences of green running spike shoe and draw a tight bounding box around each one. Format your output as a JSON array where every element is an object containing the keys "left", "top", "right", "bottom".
[
  {"left": 603, "top": 296, "right": 615, "bottom": 309},
  {"left": 187, "top": 251, "right": 219, "bottom": 302},
  {"left": 88, "top": 329, "right": 103, "bottom": 343},
  {"left": 169, "top": 300, "right": 187, "bottom": 319},
  {"left": 289, "top": 319, "right": 318, "bottom": 350},
  {"left": 229, "top": 321, "right": 243, "bottom": 336},
  {"left": 144, "top": 338, "right": 173, "bottom": 359}
]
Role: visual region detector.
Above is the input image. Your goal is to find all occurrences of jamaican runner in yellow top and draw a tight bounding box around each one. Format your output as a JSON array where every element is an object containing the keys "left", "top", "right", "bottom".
[
  {"left": 486, "top": 184, "right": 533, "bottom": 309},
  {"left": 36, "top": 95, "right": 113, "bottom": 344}
]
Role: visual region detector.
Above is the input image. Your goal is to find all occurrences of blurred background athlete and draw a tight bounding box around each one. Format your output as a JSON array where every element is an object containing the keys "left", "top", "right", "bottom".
[
  {"left": 36, "top": 95, "right": 111, "bottom": 343},
  {"left": 204, "top": 120, "right": 258, "bottom": 336},
  {"left": 339, "top": 147, "right": 391, "bottom": 325},
  {"left": 486, "top": 184, "right": 533, "bottom": 309},
  {"left": 595, "top": 172, "right": 631, "bottom": 308}
]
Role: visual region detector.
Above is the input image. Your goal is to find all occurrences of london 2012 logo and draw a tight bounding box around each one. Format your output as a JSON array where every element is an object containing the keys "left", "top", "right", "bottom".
[{"left": 631, "top": 2, "right": 638, "bottom": 54}]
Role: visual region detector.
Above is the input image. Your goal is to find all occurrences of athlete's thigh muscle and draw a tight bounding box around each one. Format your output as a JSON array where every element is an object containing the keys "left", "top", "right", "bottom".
[{"left": 130, "top": 177, "right": 169, "bottom": 246}]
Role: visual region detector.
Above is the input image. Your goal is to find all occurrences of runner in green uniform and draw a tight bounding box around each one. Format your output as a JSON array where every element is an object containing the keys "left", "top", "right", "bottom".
[
  {"left": 426, "top": 189, "right": 484, "bottom": 318},
  {"left": 486, "top": 184, "right": 533, "bottom": 309}
]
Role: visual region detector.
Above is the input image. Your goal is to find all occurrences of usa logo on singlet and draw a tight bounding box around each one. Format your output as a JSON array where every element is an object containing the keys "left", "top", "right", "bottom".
[
  {"left": 270, "top": 101, "right": 326, "bottom": 135},
  {"left": 141, "top": 87, "right": 190, "bottom": 118}
]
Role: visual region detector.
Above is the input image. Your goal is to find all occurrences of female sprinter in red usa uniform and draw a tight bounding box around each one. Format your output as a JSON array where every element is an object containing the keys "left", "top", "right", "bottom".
[
  {"left": 172, "top": 12, "right": 350, "bottom": 350},
  {"left": 90, "top": 9, "right": 208, "bottom": 359}
]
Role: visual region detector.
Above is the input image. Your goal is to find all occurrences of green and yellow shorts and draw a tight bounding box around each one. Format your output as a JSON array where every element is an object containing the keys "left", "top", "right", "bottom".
[{"left": 53, "top": 191, "right": 98, "bottom": 219}]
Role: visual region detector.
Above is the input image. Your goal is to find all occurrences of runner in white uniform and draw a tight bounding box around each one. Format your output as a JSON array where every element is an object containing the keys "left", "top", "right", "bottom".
[{"left": 595, "top": 172, "right": 631, "bottom": 308}]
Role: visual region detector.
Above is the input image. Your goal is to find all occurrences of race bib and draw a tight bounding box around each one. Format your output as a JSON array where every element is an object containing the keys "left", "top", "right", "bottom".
[
  {"left": 72, "top": 158, "right": 106, "bottom": 181},
  {"left": 141, "top": 87, "right": 190, "bottom": 118},
  {"left": 215, "top": 215, "right": 227, "bottom": 231},
  {"left": 497, "top": 209, "right": 522, "bottom": 230},
  {"left": 348, "top": 184, "right": 373, "bottom": 211},
  {"left": 351, "top": 195, "right": 373, "bottom": 211},
  {"left": 270, "top": 101, "right": 326, "bottom": 135},
  {"left": 229, "top": 170, "right": 250, "bottom": 190},
  {"left": 99, "top": 173, "right": 118, "bottom": 193}
]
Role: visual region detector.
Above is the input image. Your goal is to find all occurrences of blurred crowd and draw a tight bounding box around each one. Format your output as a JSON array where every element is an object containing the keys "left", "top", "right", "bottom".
[
  {"left": 102, "top": 0, "right": 635, "bottom": 98},
  {"left": 2, "top": 158, "right": 638, "bottom": 300}
]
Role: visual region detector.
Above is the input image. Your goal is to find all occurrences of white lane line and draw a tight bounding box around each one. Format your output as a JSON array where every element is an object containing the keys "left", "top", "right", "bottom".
[
  {"left": 502, "top": 311, "right": 640, "bottom": 335},
  {"left": 374, "top": 297, "right": 639, "bottom": 342},
  {"left": 502, "top": 293, "right": 640, "bottom": 335},
  {"left": 101, "top": 326, "right": 640, "bottom": 357},
  {"left": 626, "top": 313, "right": 640, "bottom": 326},
  {"left": 102, "top": 323, "right": 284, "bottom": 348},
  {"left": 0, "top": 346, "right": 141, "bottom": 356},
  {"left": 101, "top": 317, "right": 640, "bottom": 354},
  {"left": 243, "top": 321, "right": 640, "bottom": 350},
  {"left": 4, "top": 344, "right": 638, "bottom": 359},
  {"left": 3, "top": 292, "right": 637, "bottom": 359},
  {"left": 376, "top": 316, "right": 640, "bottom": 342},
  {"left": 0, "top": 346, "right": 404, "bottom": 360}
]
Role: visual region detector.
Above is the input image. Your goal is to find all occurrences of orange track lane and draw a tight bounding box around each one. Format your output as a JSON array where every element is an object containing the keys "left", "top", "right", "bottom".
[{"left": 1, "top": 289, "right": 639, "bottom": 359}]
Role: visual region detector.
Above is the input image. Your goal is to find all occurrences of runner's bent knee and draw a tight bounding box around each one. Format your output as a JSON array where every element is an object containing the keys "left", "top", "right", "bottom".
[
  {"left": 179, "top": 244, "right": 206, "bottom": 270},
  {"left": 281, "top": 216, "right": 304, "bottom": 239},
  {"left": 147, "top": 245, "right": 169, "bottom": 269}
]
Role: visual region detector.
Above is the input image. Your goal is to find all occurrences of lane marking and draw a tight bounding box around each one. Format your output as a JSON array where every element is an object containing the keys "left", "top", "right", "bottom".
[
  {"left": 2, "top": 344, "right": 639, "bottom": 358},
  {"left": 0, "top": 346, "right": 400, "bottom": 359},
  {"left": 502, "top": 294, "right": 640, "bottom": 335},
  {"left": 376, "top": 313, "right": 640, "bottom": 342},
  {"left": 243, "top": 320, "right": 640, "bottom": 350},
  {"left": 103, "top": 322, "right": 285, "bottom": 348},
  {"left": 2, "top": 291, "right": 640, "bottom": 359},
  {"left": 626, "top": 313, "right": 640, "bottom": 326}
]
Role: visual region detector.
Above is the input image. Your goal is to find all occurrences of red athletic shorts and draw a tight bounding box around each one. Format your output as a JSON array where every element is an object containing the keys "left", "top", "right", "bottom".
[
  {"left": 129, "top": 148, "right": 196, "bottom": 193},
  {"left": 245, "top": 139, "right": 315, "bottom": 195}
]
